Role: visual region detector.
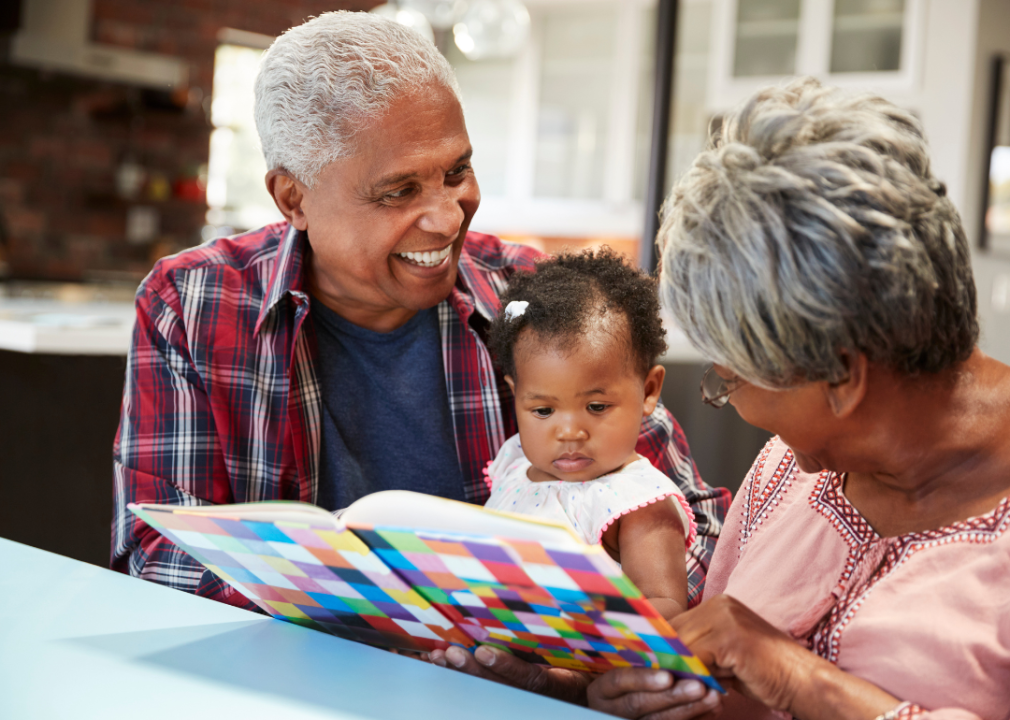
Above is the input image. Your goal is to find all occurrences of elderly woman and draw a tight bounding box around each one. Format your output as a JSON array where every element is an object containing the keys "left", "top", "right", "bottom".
[
  {"left": 438, "top": 78, "right": 1010, "bottom": 719},
  {"left": 606, "top": 78, "right": 1010, "bottom": 718}
]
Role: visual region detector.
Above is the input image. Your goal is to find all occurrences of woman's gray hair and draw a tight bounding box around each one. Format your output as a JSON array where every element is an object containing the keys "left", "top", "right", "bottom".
[
  {"left": 254, "top": 11, "right": 462, "bottom": 187},
  {"left": 658, "top": 77, "right": 978, "bottom": 388}
]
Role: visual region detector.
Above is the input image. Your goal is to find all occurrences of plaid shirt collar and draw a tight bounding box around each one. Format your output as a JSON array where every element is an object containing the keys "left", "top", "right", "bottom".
[
  {"left": 254, "top": 223, "right": 309, "bottom": 336},
  {"left": 253, "top": 223, "right": 500, "bottom": 336},
  {"left": 454, "top": 245, "right": 503, "bottom": 324}
]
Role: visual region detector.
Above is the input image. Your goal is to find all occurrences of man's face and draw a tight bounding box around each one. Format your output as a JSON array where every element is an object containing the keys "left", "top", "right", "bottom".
[{"left": 287, "top": 84, "right": 479, "bottom": 330}]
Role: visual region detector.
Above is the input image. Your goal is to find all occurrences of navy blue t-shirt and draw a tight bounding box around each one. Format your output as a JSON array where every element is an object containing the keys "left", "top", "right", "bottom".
[{"left": 311, "top": 299, "right": 467, "bottom": 510}]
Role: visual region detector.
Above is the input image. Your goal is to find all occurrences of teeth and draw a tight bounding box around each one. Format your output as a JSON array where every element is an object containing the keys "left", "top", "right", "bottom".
[{"left": 397, "top": 245, "right": 452, "bottom": 267}]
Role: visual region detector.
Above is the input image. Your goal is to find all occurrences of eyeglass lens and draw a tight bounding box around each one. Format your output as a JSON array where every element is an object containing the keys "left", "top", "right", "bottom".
[{"left": 702, "top": 367, "right": 730, "bottom": 400}]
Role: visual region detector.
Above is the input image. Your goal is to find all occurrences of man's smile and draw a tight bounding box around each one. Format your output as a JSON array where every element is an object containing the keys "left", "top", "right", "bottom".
[{"left": 395, "top": 243, "right": 453, "bottom": 268}]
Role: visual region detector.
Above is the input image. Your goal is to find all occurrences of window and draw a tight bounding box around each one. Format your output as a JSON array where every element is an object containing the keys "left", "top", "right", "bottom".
[
  {"left": 205, "top": 36, "right": 281, "bottom": 236},
  {"left": 456, "top": 0, "right": 656, "bottom": 247},
  {"left": 985, "top": 56, "right": 1010, "bottom": 256},
  {"left": 533, "top": 5, "right": 618, "bottom": 200},
  {"left": 441, "top": 43, "right": 515, "bottom": 198}
]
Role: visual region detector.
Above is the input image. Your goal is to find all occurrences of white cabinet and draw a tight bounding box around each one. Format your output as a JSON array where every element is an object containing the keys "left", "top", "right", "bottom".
[{"left": 708, "top": 0, "right": 927, "bottom": 112}]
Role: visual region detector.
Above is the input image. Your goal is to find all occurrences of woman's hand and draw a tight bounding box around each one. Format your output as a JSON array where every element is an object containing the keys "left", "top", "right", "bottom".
[
  {"left": 428, "top": 645, "right": 593, "bottom": 705},
  {"left": 430, "top": 645, "right": 722, "bottom": 719},
  {"left": 672, "top": 594, "right": 899, "bottom": 719},
  {"left": 586, "top": 669, "right": 722, "bottom": 719},
  {"left": 671, "top": 594, "right": 815, "bottom": 711}
]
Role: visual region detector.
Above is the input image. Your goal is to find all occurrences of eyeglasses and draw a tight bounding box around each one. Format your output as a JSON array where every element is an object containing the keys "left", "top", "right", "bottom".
[{"left": 700, "top": 365, "right": 743, "bottom": 408}]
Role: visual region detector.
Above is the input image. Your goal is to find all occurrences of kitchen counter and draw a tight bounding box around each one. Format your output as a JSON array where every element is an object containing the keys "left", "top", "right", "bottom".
[
  {"left": 0, "top": 282, "right": 137, "bottom": 355},
  {"left": 0, "top": 298, "right": 135, "bottom": 354}
]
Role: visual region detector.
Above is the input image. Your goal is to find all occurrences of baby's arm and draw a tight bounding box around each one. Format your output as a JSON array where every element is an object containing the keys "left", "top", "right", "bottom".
[{"left": 602, "top": 498, "right": 688, "bottom": 620}]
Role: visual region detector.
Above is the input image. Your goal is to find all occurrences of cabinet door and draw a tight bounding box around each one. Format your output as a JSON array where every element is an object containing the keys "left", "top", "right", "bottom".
[
  {"left": 830, "top": 0, "right": 906, "bottom": 74},
  {"left": 708, "top": 0, "right": 925, "bottom": 113},
  {"left": 731, "top": 0, "right": 801, "bottom": 78}
]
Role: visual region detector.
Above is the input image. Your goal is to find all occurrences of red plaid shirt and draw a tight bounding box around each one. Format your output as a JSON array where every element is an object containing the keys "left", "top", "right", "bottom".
[{"left": 112, "top": 222, "right": 730, "bottom": 609}]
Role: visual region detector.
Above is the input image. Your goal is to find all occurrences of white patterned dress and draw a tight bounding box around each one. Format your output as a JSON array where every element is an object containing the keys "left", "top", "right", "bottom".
[{"left": 483, "top": 434, "right": 697, "bottom": 549}]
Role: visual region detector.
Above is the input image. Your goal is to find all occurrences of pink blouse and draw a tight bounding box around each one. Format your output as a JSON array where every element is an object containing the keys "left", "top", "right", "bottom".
[{"left": 704, "top": 437, "right": 1010, "bottom": 720}]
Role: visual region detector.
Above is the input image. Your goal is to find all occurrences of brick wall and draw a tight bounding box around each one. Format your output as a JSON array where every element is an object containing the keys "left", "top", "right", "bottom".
[{"left": 0, "top": 0, "right": 379, "bottom": 281}]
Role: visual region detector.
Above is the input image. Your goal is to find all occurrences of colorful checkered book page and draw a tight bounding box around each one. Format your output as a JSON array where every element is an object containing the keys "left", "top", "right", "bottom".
[{"left": 129, "top": 491, "right": 722, "bottom": 692}]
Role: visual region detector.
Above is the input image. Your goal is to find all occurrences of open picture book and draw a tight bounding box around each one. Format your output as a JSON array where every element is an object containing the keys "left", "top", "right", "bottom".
[{"left": 128, "top": 490, "right": 722, "bottom": 691}]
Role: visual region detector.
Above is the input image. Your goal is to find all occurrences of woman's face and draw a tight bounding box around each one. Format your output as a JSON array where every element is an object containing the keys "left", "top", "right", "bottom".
[{"left": 715, "top": 365, "right": 840, "bottom": 474}]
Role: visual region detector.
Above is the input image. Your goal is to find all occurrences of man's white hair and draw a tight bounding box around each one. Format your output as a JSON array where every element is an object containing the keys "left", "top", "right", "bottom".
[{"left": 254, "top": 11, "right": 462, "bottom": 187}]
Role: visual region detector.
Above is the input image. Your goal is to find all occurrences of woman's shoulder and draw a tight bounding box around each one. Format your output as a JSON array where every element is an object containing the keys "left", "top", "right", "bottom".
[
  {"left": 749, "top": 436, "right": 795, "bottom": 482},
  {"left": 738, "top": 436, "right": 818, "bottom": 506},
  {"left": 716, "top": 436, "right": 828, "bottom": 561}
]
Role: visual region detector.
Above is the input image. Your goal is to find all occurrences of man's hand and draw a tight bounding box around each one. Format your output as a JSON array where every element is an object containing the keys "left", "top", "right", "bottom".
[
  {"left": 428, "top": 646, "right": 592, "bottom": 705},
  {"left": 586, "top": 669, "right": 722, "bottom": 719}
]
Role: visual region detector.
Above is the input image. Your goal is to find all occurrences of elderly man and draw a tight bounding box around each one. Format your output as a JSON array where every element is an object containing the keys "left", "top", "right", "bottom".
[{"left": 112, "top": 12, "right": 728, "bottom": 615}]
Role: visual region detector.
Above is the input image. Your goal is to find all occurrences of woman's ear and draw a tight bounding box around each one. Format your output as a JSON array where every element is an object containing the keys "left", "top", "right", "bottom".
[
  {"left": 642, "top": 364, "right": 666, "bottom": 417},
  {"left": 266, "top": 170, "right": 308, "bottom": 230},
  {"left": 823, "top": 351, "right": 868, "bottom": 418},
  {"left": 504, "top": 375, "right": 516, "bottom": 395}
]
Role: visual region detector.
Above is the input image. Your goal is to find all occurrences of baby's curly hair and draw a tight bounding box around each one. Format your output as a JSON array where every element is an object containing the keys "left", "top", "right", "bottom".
[{"left": 487, "top": 247, "right": 668, "bottom": 379}]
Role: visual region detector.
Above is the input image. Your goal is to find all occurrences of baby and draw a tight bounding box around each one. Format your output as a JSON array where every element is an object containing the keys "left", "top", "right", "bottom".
[{"left": 484, "top": 248, "right": 695, "bottom": 620}]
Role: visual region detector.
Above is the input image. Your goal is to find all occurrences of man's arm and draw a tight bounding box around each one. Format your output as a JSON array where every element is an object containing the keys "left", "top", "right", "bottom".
[
  {"left": 111, "top": 280, "right": 257, "bottom": 611},
  {"left": 635, "top": 403, "right": 731, "bottom": 607}
]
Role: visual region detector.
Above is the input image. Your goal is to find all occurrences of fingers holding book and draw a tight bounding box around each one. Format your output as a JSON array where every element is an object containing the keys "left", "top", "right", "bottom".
[
  {"left": 429, "top": 645, "right": 592, "bottom": 706},
  {"left": 585, "top": 668, "right": 721, "bottom": 719}
]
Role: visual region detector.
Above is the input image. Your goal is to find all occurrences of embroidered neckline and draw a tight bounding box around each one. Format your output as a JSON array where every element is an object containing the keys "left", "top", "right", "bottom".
[
  {"left": 808, "top": 458, "right": 1010, "bottom": 545},
  {"left": 739, "top": 441, "right": 796, "bottom": 552},
  {"left": 811, "top": 504, "right": 1010, "bottom": 664},
  {"left": 809, "top": 470, "right": 877, "bottom": 547},
  {"left": 798, "top": 447, "right": 1010, "bottom": 664}
]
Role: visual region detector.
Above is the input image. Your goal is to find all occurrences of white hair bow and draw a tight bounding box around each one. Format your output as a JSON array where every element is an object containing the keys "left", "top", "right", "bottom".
[{"left": 504, "top": 300, "right": 529, "bottom": 321}]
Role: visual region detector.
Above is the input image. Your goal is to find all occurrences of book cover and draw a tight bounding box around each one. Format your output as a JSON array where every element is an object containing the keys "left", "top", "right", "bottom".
[{"left": 129, "top": 491, "right": 721, "bottom": 691}]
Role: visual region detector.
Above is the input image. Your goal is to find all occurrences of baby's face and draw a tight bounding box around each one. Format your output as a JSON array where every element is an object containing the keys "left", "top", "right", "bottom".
[{"left": 506, "top": 331, "right": 664, "bottom": 483}]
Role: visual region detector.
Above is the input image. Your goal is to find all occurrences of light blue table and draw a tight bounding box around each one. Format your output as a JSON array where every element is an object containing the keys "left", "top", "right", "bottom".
[{"left": 0, "top": 538, "right": 605, "bottom": 719}]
